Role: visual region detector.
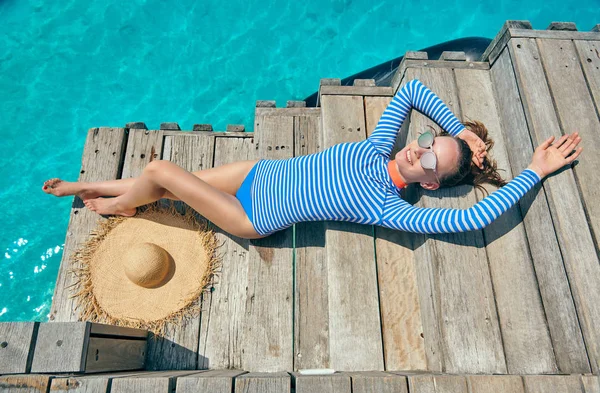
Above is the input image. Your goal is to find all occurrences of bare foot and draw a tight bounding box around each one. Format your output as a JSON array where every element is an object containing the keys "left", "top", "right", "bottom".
[
  {"left": 42, "top": 178, "right": 101, "bottom": 200},
  {"left": 83, "top": 198, "right": 137, "bottom": 217}
]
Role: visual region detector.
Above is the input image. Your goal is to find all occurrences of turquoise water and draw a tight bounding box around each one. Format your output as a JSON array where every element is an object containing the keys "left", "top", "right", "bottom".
[{"left": 1, "top": 0, "right": 598, "bottom": 322}]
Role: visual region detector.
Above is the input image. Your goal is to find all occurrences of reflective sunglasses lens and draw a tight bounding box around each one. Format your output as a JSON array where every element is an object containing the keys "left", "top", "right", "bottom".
[
  {"left": 418, "top": 131, "right": 434, "bottom": 148},
  {"left": 421, "top": 151, "right": 436, "bottom": 169}
]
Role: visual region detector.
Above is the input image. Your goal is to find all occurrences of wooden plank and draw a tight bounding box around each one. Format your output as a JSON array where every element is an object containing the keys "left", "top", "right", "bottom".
[
  {"left": 162, "top": 130, "right": 253, "bottom": 137},
  {"left": 492, "top": 41, "right": 589, "bottom": 373},
  {"left": 454, "top": 68, "right": 556, "bottom": 373},
  {"left": 350, "top": 372, "right": 408, "bottom": 393},
  {"left": 176, "top": 370, "right": 247, "bottom": 393},
  {"left": 508, "top": 36, "right": 597, "bottom": 373},
  {"left": 120, "top": 129, "right": 163, "bottom": 178},
  {"left": 0, "top": 375, "right": 53, "bottom": 393},
  {"left": 547, "top": 22, "right": 578, "bottom": 31},
  {"left": 479, "top": 20, "right": 533, "bottom": 64},
  {"left": 242, "top": 113, "right": 294, "bottom": 371},
  {"left": 523, "top": 375, "right": 583, "bottom": 393},
  {"left": 198, "top": 136, "right": 256, "bottom": 370},
  {"left": 318, "top": 94, "right": 383, "bottom": 371},
  {"left": 319, "top": 85, "right": 394, "bottom": 96},
  {"left": 31, "top": 322, "right": 89, "bottom": 373},
  {"left": 50, "top": 128, "right": 128, "bottom": 322},
  {"left": 293, "top": 114, "right": 332, "bottom": 371},
  {"left": 84, "top": 337, "right": 146, "bottom": 373},
  {"left": 408, "top": 375, "right": 467, "bottom": 393},
  {"left": 109, "top": 371, "right": 200, "bottom": 393},
  {"left": 574, "top": 40, "right": 600, "bottom": 112},
  {"left": 582, "top": 375, "right": 600, "bottom": 393},
  {"left": 49, "top": 371, "right": 161, "bottom": 393},
  {"left": 291, "top": 373, "right": 351, "bottom": 393},
  {"left": 141, "top": 133, "right": 212, "bottom": 371},
  {"left": 439, "top": 51, "right": 466, "bottom": 61},
  {"left": 255, "top": 107, "right": 321, "bottom": 117},
  {"left": 467, "top": 375, "right": 524, "bottom": 393},
  {"left": 88, "top": 323, "right": 147, "bottom": 339},
  {"left": 365, "top": 93, "right": 427, "bottom": 371},
  {"left": 0, "top": 322, "right": 38, "bottom": 374},
  {"left": 354, "top": 79, "right": 376, "bottom": 87},
  {"left": 509, "top": 28, "right": 600, "bottom": 41},
  {"left": 537, "top": 38, "right": 600, "bottom": 374},
  {"left": 402, "top": 67, "right": 506, "bottom": 374},
  {"left": 234, "top": 372, "right": 291, "bottom": 393}
]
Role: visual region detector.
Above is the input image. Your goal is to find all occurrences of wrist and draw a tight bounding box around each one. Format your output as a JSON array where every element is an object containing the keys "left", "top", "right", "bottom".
[{"left": 527, "top": 164, "right": 545, "bottom": 179}]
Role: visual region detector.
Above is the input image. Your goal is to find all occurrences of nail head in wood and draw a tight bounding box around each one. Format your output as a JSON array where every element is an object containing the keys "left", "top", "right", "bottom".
[
  {"left": 320, "top": 78, "right": 341, "bottom": 86},
  {"left": 125, "top": 122, "right": 148, "bottom": 130},
  {"left": 353, "top": 79, "right": 376, "bottom": 87},
  {"left": 256, "top": 100, "right": 276, "bottom": 108},
  {"left": 286, "top": 100, "right": 306, "bottom": 108},
  {"left": 547, "top": 22, "right": 578, "bottom": 31},
  {"left": 440, "top": 51, "right": 466, "bottom": 61},
  {"left": 160, "top": 122, "right": 181, "bottom": 130},
  {"left": 226, "top": 124, "right": 245, "bottom": 132},
  {"left": 193, "top": 124, "right": 213, "bottom": 131},
  {"left": 405, "top": 51, "right": 428, "bottom": 60}
]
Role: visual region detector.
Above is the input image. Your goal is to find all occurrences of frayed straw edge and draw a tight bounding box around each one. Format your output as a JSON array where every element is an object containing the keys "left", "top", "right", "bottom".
[{"left": 67, "top": 200, "right": 222, "bottom": 338}]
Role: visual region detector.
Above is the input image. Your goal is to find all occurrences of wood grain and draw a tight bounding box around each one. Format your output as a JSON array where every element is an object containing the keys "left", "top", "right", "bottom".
[
  {"left": 291, "top": 373, "right": 351, "bottom": 393},
  {"left": 454, "top": 67, "right": 556, "bottom": 374},
  {"left": 234, "top": 372, "right": 291, "bottom": 393},
  {"left": 574, "top": 40, "right": 600, "bottom": 112},
  {"left": 492, "top": 42, "right": 589, "bottom": 373},
  {"left": 50, "top": 128, "right": 127, "bottom": 322},
  {"left": 84, "top": 337, "right": 146, "bottom": 373},
  {"left": 0, "top": 322, "right": 39, "bottom": 374},
  {"left": 31, "top": 322, "right": 89, "bottom": 373}
]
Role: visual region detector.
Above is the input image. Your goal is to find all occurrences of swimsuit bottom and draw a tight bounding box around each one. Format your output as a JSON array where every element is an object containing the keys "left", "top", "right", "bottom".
[{"left": 235, "top": 161, "right": 259, "bottom": 226}]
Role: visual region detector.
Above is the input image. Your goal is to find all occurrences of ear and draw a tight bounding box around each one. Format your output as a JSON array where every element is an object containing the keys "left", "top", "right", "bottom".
[{"left": 420, "top": 182, "right": 440, "bottom": 191}]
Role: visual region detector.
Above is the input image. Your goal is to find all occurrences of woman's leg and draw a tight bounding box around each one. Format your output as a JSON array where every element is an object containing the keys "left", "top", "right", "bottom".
[
  {"left": 83, "top": 160, "right": 265, "bottom": 239},
  {"left": 43, "top": 160, "right": 259, "bottom": 200}
]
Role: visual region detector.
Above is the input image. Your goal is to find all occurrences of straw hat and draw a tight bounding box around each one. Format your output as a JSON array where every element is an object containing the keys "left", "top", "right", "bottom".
[{"left": 69, "top": 202, "right": 220, "bottom": 335}]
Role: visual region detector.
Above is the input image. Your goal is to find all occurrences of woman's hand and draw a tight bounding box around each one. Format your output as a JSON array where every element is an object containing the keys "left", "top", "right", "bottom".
[
  {"left": 527, "top": 133, "right": 583, "bottom": 178},
  {"left": 458, "top": 129, "right": 487, "bottom": 169}
]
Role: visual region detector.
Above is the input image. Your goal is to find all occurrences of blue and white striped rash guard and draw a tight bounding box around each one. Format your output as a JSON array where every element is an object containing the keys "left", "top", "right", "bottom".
[{"left": 249, "top": 79, "right": 541, "bottom": 236}]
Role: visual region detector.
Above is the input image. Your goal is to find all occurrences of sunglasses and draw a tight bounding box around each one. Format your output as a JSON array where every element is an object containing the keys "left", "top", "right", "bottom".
[{"left": 417, "top": 131, "right": 441, "bottom": 184}]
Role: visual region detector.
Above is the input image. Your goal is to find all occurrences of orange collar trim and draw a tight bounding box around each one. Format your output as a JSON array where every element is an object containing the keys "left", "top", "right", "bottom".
[{"left": 387, "top": 160, "right": 407, "bottom": 189}]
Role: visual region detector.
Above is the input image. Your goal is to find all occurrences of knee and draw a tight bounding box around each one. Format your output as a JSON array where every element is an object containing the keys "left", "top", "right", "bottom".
[{"left": 145, "top": 160, "right": 171, "bottom": 174}]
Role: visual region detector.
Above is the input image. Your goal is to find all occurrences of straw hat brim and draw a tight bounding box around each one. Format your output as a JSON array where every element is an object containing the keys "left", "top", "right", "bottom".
[{"left": 69, "top": 201, "right": 220, "bottom": 336}]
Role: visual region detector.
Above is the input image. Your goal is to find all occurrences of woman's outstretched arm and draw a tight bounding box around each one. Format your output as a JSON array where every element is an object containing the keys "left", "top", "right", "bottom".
[
  {"left": 368, "top": 79, "right": 466, "bottom": 158},
  {"left": 379, "top": 133, "right": 583, "bottom": 234}
]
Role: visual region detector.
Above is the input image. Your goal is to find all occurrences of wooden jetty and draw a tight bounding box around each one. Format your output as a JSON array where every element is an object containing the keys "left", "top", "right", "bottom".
[{"left": 2, "top": 20, "right": 600, "bottom": 392}]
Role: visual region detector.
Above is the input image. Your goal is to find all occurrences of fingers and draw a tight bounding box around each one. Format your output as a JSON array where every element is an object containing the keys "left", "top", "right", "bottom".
[
  {"left": 557, "top": 132, "right": 579, "bottom": 153},
  {"left": 566, "top": 147, "right": 583, "bottom": 163},
  {"left": 538, "top": 135, "right": 555, "bottom": 150}
]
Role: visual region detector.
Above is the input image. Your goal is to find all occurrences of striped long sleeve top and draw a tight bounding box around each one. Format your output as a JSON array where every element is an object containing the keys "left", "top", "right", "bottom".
[{"left": 249, "top": 79, "right": 541, "bottom": 236}]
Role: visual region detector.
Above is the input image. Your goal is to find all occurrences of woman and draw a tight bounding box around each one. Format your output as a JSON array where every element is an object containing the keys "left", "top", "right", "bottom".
[{"left": 43, "top": 79, "right": 582, "bottom": 239}]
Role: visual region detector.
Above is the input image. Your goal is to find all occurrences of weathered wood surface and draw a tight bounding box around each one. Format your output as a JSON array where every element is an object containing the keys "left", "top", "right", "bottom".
[
  {"left": 49, "top": 371, "right": 159, "bottom": 393},
  {"left": 198, "top": 136, "right": 258, "bottom": 370},
  {"left": 491, "top": 43, "right": 589, "bottom": 373},
  {"left": 454, "top": 68, "right": 556, "bottom": 374},
  {"left": 318, "top": 94, "right": 383, "bottom": 371},
  {"left": 403, "top": 67, "right": 506, "bottom": 374},
  {"left": 50, "top": 128, "right": 127, "bottom": 322},
  {"left": 176, "top": 370, "right": 247, "bottom": 393},
  {"left": 0, "top": 322, "right": 38, "bottom": 374},
  {"left": 439, "top": 51, "right": 466, "bottom": 61},
  {"left": 523, "top": 375, "right": 583, "bottom": 393},
  {"left": 507, "top": 36, "right": 596, "bottom": 373},
  {"left": 365, "top": 93, "right": 427, "bottom": 371},
  {"left": 535, "top": 37, "right": 600, "bottom": 374},
  {"left": 88, "top": 323, "right": 148, "bottom": 338},
  {"left": 109, "top": 371, "right": 201, "bottom": 393},
  {"left": 0, "top": 375, "right": 53, "bottom": 393},
  {"left": 291, "top": 372, "right": 351, "bottom": 393},
  {"left": 408, "top": 375, "right": 468, "bottom": 393},
  {"left": 582, "top": 375, "right": 600, "bottom": 393},
  {"left": 392, "top": 59, "right": 489, "bottom": 93},
  {"left": 320, "top": 85, "right": 394, "bottom": 96},
  {"left": 479, "top": 20, "right": 533, "bottom": 64},
  {"left": 121, "top": 129, "right": 163, "bottom": 178},
  {"left": 234, "top": 372, "right": 291, "bottom": 393},
  {"left": 509, "top": 28, "right": 600, "bottom": 41},
  {"left": 30, "top": 322, "right": 89, "bottom": 373},
  {"left": 350, "top": 371, "right": 408, "bottom": 393},
  {"left": 84, "top": 337, "right": 146, "bottom": 373},
  {"left": 574, "top": 39, "right": 600, "bottom": 111},
  {"left": 200, "top": 110, "right": 295, "bottom": 372},
  {"left": 467, "top": 375, "right": 525, "bottom": 393},
  {"left": 293, "top": 113, "right": 333, "bottom": 371}
]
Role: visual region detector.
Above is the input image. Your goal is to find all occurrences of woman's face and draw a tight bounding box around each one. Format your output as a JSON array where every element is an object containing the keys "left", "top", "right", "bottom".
[{"left": 393, "top": 135, "right": 460, "bottom": 189}]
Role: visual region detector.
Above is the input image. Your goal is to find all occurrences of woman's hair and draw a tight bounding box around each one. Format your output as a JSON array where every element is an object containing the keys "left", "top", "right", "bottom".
[{"left": 431, "top": 120, "right": 508, "bottom": 194}]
